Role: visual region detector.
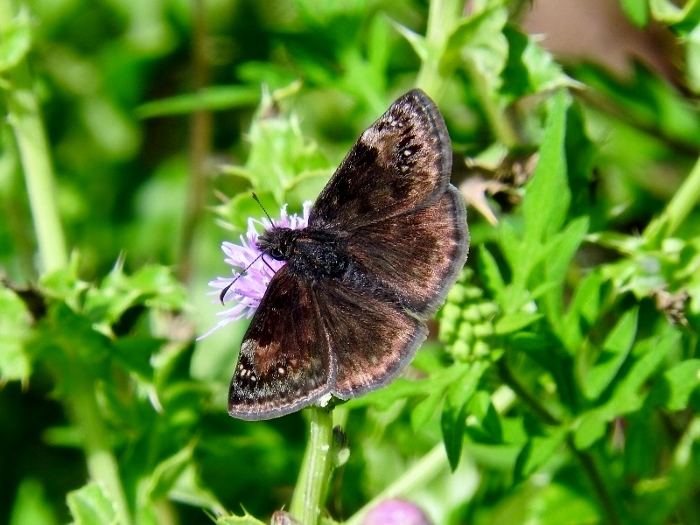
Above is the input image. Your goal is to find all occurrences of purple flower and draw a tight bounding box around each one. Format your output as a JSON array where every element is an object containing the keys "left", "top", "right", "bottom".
[
  {"left": 199, "top": 201, "right": 311, "bottom": 339},
  {"left": 363, "top": 498, "right": 433, "bottom": 525}
]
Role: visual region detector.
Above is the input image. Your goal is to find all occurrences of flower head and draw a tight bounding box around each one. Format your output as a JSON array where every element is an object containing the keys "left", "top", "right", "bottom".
[
  {"left": 199, "top": 201, "right": 312, "bottom": 339},
  {"left": 363, "top": 498, "right": 433, "bottom": 525}
]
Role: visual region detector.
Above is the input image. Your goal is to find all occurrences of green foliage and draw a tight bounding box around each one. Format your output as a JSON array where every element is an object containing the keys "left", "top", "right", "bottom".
[{"left": 1, "top": 1, "right": 700, "bottom": 524}]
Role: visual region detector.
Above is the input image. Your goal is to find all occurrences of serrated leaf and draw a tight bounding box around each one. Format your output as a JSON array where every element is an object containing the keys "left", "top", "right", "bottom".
[
  {"left": 580, "top": 307, "right": 639, "bottom": 401},
  {"left": 66, "top": 483, "right": 118, "bottom": 525},
  {"left": 441, "top": 6, "right": 509, "bottom": 95},
  {"left": 215, "top": 509, "right": 267, "bottom": 525},
  {"left": 523, "top": 90, "right": 570, "bottom": 247}
]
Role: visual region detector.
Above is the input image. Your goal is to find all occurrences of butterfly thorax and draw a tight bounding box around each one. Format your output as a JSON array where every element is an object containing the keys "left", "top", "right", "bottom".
[{"left": 257, "top": 226, "right": 349, "bottom": 282}]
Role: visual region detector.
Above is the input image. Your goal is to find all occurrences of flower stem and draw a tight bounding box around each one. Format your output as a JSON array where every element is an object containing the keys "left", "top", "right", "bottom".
[
  {"left": 644, "top": 154, "right": 700, "bottom": 242},
  {"left": 0, "top": 0, "right": 68, "bottom": 273},
  {"left": 290, "top": 407, "right": 335, "bottom": 524},
  {"left": 415, "top": 0, "right": 462, "bottom": 99}
]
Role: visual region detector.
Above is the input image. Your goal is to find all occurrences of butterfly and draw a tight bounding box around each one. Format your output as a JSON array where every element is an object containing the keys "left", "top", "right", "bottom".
[{"left": 227, "top": 89, "right": 469, "bottom": 420}]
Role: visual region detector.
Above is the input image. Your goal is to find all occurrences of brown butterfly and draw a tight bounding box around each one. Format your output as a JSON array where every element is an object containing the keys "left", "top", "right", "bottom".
[{"left": 228, "top": 89, "right": 469, "bottom": 420}]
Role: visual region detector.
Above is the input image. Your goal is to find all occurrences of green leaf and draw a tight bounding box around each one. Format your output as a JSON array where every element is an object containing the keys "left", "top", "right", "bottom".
[
  {"left": 411, "top": 388, "right": 444, "bottom": 431},
  {"left": 465, "top": 390, "right": 503, "bottom": 443},
  {"left": 620, "top": 0, "right": 650, "bottom": 27},
  {"left": 346, "top": 362, "right": 472, "bottom": 409},
  {"left": 478, "top": 246, "right": 506, "bottom": 299},
  {"left": 234, "top": 95, "right": 330, "bottom": 203},
  {"left": 560, "top": 269, "right": 608, "bottom": 354},
  {"left": 494, "top": 312, "right": 543, "bottom": 335},
  {"left": 441, "top": 6, "right": 509, "bottom": 95},
  {"left": 215, "top": 509, "right": 267, "bottom": 525},
  {"left": 647, "top": 359, "right": 700, "bottom": 411},
  {"left": 574, "top": 328, "right": 678, "bottom": 449},
  {"left": 441, "top": 361, "right": 488, "bottom": 470},
  {"left": 514, "top": 426, "right": 567, "bottom": 480},
  {"left": 136, "top": 85, "right": 259, "bottom": 118},
  {"left": 539, "top": 216, "right": 589, "bottom": 323},
  {"left": 66, "top": 483, "right": 118, "bottom": 525},
  {"left": 0, "top": 7, "right": 31, "bottom": 73},
  {"left": 145, "top": 441, "right": 196, "bottom": 501},
  {"left": 0, "top": 287, "right": 32, "bottom": 382},
  {"left": 8, "top": 478, "right": 58, "bottom": 525},
  {"left": 522, "top": 90, "right": 570, "bottom": 246},
  {"left": 579, "top": 307, "right": 639, "bottom": 401}
]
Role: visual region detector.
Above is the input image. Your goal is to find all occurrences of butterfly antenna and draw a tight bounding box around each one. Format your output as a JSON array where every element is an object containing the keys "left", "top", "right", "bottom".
[
  {"left": 219, "top": 252, "right": 265, "bottom": 304},
  {"left": 252, "top": 193, "right": 274, "bottom": 223}
]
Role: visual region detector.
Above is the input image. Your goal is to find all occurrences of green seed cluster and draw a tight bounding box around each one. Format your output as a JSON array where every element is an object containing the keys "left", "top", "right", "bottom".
[{"left": 438, "top": 268, "right": 499, "bottom": 362}]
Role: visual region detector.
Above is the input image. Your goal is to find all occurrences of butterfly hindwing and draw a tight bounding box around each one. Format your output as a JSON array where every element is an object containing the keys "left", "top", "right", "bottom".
[
  {"left": 314, "top": 278, "right": 428, "bottom": 399},
  {"left": 344, "top": 186, "right": 469, "bottom": 318},
  {"left": 228, "top": 266, "right": 335, "bottom": 420},
  {"left": 309, "top": 89, "right": 451, "bottom": 231}
]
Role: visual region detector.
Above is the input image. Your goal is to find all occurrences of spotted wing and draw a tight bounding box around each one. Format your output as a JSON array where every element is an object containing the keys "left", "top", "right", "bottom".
[
  {"left": 309, "top": 89, "right": 452, "bottom": 231},
  {"left": 228, "top": 266, "right": 335, "bottom": 420}
]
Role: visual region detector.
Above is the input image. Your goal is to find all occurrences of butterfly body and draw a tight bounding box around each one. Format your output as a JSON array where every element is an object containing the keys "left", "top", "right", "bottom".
[
  {"left": 257, "top": 227, "right": 350, "bottom": 282},
  {"left": 227, "top": 89, "right": 469, "bottom": 420}
]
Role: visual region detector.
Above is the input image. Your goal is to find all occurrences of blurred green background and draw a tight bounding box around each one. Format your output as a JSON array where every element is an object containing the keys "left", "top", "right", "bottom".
[{"left": 2, "top": 0, "right": 700, "bottom": 524}]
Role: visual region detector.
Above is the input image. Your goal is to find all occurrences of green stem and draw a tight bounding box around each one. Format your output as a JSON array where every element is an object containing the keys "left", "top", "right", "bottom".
[
  {"left": 290, "top": 407, "right": 335, "bottom": 524},
  {"left": 0, "top": 1, "right": 68, "bottom": 273},
  {"left": 644, "top": 154, "right": 700, "bottom": 242},
  {"left": 177, "top": 0, "right": 212, "bottom": 284},
  {"left": 569, "top": 439, "right": 621, "bottom": 525},
  {"left": 498, "top": 358, "right": 560, "bottom": 426},
  {"left": 345, "top": 444, "right": 448, "bottom": 525},
  {"left": 68, "top": 359, "right": 132, "bottom": 525},
  {"left": 415, "top": 0, "right": 462, "bottom": 99}
]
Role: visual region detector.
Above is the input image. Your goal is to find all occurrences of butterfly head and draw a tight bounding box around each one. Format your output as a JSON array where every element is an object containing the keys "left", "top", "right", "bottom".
[{"left": 257, "top": 227, "right": 300, "bottom": 262}]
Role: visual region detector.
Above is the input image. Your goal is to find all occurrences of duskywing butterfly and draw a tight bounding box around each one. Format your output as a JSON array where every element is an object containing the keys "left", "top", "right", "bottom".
[{"left": 226, "top": 89, "right": 469, "bottom": 420}]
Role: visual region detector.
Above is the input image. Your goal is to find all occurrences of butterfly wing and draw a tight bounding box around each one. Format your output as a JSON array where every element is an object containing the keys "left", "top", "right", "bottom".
[
  {"left": 314, "top": 278, "right": 428, "bottom": 399},
  {"left": 345, "top": 187, "right": 469, "bottom": 318},
  {"left": 309, "top": 89, "right": 452, "bottom": 230},
  {"left": 228, "top": 266, "right": 335, "bottom": 420}
]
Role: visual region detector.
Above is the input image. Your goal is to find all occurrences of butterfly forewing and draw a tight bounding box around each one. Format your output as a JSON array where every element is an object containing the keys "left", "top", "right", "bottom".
[
  {"left": 309, "top": 89, "right": 452, "bottom": 231},
  {"left": 228, "top": 267, "right": 335, "bottom": 420}
]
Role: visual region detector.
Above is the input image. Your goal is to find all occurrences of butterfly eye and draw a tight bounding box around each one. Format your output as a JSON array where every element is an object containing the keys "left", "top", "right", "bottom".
[{"left": 269, "top": 247, "right": 285, "bottom": 261}]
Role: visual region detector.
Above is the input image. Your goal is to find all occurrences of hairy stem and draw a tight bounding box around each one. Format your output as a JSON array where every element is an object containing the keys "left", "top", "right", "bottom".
[
  {"left": 290, "top": 407, "right": 335, "bottom": 524},
  {"left": 0, "top": 0, "right": 68, "bottom": 273}
]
